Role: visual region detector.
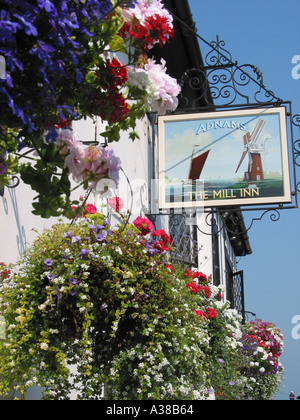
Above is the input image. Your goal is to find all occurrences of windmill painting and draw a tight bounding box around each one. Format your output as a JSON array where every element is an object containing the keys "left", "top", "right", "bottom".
[
  {"left": 158, "top": 108, "right": 291, "bottom": 209},
  {"left": 235, "top": 119, "right": 270, "bottom": 183}
]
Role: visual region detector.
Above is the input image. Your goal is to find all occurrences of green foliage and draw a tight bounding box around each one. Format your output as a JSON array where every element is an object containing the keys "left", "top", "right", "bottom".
[
  {"left": 0, "top": 214, "right": 284, "bottom": 400},
  {"left": 0, "top": 215, "right": 208, "bottom": 400},
  {"left": 0, "top": 1, "right": 156, "bottom": 217}
]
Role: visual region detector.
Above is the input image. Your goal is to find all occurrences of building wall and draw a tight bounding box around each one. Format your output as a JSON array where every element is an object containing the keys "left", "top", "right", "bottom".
[{"left": 195, "top": 211, "right": 237, "bottom": 293}]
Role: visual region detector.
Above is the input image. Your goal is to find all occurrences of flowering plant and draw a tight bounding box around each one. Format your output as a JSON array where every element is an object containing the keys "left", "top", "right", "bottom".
[
  {"left": 239, "top": 319, "right": 284, "bottom": 400},
  {"left": 107, "top": 196, "right": 124, "bottom": 212},
  {"left": 182, "top": 267, "right": 284, "bottom": 400},
  {"left": 0, "top": 263, "right": 10, "bottom": 340},
  {"left": 0, "top": 0, "right": 181, "bottom": 218},
  {"left": 127, "top": 58, "right": 181, "bottom": 114},
  {"left": 0, "top": 207, "right": 284, "bottom": 400},
  {"left": 0, "top": 213, "right": 209, "bottom": 400},
  {"left": 50, "top": 128, "right": 122, "bottom": 191},
  {"left": 133, "top": 216, "right": 154, "bottom": 235},
  {"left": 120, "top": 0, "right": 174, "bottom": 51},
  {"left": 0, "top": 262, "right": 11, "bottom": 282}
]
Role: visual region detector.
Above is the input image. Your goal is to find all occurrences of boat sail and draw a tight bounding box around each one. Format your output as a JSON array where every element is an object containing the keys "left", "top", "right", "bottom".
[{"left": 188, "top": 150, "right": 210, "bottom": 180}]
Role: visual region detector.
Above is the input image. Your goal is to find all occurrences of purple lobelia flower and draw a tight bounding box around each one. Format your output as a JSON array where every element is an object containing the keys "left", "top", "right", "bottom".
[
  {"left": 79, "top": 248, "right": 89, "bottom": 258},
  {"left": 44, "top": 258, "right": 54, "bottom": 266}
]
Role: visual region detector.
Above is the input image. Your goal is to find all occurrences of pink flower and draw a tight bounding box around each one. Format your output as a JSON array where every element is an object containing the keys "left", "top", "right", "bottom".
[
  {"left": 144, "top": 59, "right": 181, "bottom": 114},
  {"left": 54, "top": 129, "right": 81, "bottom": 155},
  {"left": 127, "top": 58, "right": 181, "bottom": 115},
  {"left": 65, "top": 142, "right": 87, "bottom": 182},
  {"left": 102, "top": 147, "right": 122, "bottom": 185},
  {"left": 107, "top": 197, "right": 124, "bottom": 212},
  {"left": 84, "top": 203, "right": 97, "bottom": 215},
  {"left": 123, "top": 0, "right": 173, "bottom": 28},
  {"left": 133, "top": 216, "right": 154, "bottom": 236},
  {"left": 56, "top": 130, "right": 121, "bottom": 189}
]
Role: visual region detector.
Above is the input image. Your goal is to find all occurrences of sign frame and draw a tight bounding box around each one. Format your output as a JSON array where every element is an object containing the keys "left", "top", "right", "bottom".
[{"left": 158, "top": 107, "right": 292, "bottom": 210}]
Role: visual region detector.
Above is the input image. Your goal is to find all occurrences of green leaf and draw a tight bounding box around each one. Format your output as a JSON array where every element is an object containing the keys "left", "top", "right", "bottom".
[{"left": 109, "top": 35, "right": 126, "bottom": 53}]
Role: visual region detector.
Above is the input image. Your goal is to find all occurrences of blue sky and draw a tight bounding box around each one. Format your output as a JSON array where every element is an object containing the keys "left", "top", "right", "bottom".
[{"left": 189, "top": 0, "right": 300, "bottom": 400}]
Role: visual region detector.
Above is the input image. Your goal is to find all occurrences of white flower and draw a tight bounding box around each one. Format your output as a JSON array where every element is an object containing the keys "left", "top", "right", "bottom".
[
  {"left": 122, "top": 0, "right": 173, "bottom": 28},
  {"left": 115, "top": 247, "right": 123, "bottom": 255},
  {"left": 40, "top": 343, "right": 49, "bottom": 351},
  {"left": 127, "top": 59, "right": 181, "bottom": 115}
]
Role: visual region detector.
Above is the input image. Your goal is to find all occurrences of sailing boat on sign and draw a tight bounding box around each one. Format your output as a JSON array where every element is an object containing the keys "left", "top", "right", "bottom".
[{"left": 188, "top": 150, "right": 210, "bottom": 181}]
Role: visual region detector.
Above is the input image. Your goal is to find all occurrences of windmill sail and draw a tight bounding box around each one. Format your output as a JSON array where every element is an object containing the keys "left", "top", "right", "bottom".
[
  {"left": 235, "top": 132, "right": 251, "bottom": 173},
  {"left": 251, "top": 119, "right": 266, "bottom": 142},
  {"left": 188, "top": 150, "right": 210, "bottom": 180}
]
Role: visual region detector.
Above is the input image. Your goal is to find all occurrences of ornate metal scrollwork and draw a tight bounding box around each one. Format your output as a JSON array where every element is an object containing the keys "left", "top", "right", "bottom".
[
  {"left": 173, "top": 35, "right": 300, "bottom": 245},
  {"left": 292, "top": 114, "right": 300, "bottom": 194},
  {"left": 193, "top": 208, "right": 281, "bottom": 240},
  {"left": 179, "top": 35, "right": 282, "bottom": 110}
]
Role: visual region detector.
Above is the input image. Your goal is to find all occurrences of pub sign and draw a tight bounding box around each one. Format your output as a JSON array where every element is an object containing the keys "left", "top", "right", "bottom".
[{"left": 158, "top": 107, "right": 291, "bottom": 209}]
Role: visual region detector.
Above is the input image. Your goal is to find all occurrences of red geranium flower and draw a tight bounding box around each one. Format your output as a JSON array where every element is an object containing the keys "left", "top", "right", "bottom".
[
  {"left": 185, "top": 269, "right": 207, "bottom": 283},
  {"left": 144, "top": 15, "right": 174, "bottom": 49},
  {"left": 186, "top": 281, "right": 200, "bottom": 294},
  {"left": 152, "top": 229, "right": 172, "bottom": 252},
  {"left": 165, "top": 264, "right": 173, "bottom": 272},
  {"left": 0, "top": 263, "right": 11, "bottom": 281},
  {"left": 207, "top": 307, "right": 217, "bottom": 319},
  {"left": 93, "top": 58, "right": 130, "bottom": 124},
  {"left": 106, "top": 57, "right": 128, "bottom": 86},
  {"left": 193, "top": 310, "right": 207, "bottom": 319},
  {"left": 200, "top": 285, "right": 211, "bottom": 299},
  {"left": 84, "top": 203, "right": 97, "bottom": 215},
  {"left": 120, "top": 14, "right": 174, "bottom": 52},
  {"left": 133, "top": 216, "right": 154, "bottom": 236}
]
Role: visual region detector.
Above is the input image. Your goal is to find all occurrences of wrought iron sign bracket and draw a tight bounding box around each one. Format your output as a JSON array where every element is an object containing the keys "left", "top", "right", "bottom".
[
  {"left": 149, "top": 28, "right": 300, "bottom": 240},
  {"left": 172, "top": 32, "right": 299, "bottom": 227}
]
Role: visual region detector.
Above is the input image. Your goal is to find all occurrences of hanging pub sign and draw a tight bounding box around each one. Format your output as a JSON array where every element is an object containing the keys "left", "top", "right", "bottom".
[{"left": 158, "top": 107, "right": 292, "bottom": 209}]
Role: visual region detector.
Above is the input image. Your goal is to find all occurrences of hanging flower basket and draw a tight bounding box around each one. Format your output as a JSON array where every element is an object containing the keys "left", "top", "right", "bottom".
[
  {"left": 0, "top": 0, "right": 181, "bottom": 218},
  {"left": 0, "top": 212, "right": 210, "bottom": 400},
  {"left": 0, "top": 212, "right": 284, "bottom": 400}
]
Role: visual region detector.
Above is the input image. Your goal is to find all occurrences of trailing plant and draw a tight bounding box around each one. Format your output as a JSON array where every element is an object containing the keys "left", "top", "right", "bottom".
[
  {"left": 0, "top": 210, "right": 284, "bottom": 400},
  {"left": 0, "top": 212, "right": 209, "bottom": 400},
  {"left": 0, "top": 0, "right": 181, "bottom": 218}
]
